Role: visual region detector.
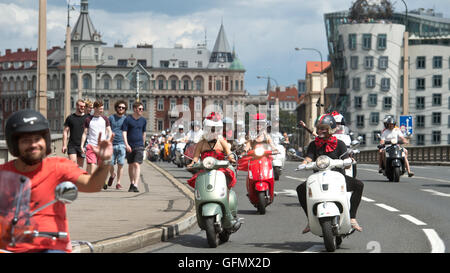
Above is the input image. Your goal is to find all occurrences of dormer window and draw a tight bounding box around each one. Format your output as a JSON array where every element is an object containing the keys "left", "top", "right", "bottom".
[{"left": 2, "top": 62, "right": 11, "bottom": 70}]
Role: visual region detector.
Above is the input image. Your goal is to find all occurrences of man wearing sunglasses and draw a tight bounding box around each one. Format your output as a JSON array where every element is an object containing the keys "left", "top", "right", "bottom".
[
  {"left": 107, "top": 100, "right": 128, "bottom": 190},
  {"left": 122, "top": 101, "right": 147, "bottom": 192},
  {"left": 62, "top": 99, "right": 88, "bottom": 168}
]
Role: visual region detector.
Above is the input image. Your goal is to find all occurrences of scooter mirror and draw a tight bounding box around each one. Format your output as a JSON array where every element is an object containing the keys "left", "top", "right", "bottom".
[
  {"left": 351, "top": 140, "right": 360, "bottom": 147},
  {"left": 55, "top": 182, "right": 78, "bottom": 204}
]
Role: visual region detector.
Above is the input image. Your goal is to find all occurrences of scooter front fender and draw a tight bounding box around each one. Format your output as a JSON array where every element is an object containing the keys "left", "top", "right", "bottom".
[
  {"left": 202, "top": 203, "right": 223, "bottom": 218},
  {"left": 391, "top": 159, "right": 402, "bottom": 167},
  {"left": 316, "top": 202, "right": 340, "bottom": 218},
  {"left": 255, "top": 181, "right": 269, "bottom": 192}
]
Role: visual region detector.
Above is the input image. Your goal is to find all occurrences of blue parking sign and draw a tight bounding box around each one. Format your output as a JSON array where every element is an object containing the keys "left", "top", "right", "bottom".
[{"left": 399, "top": 115, "right": 413, "bottom": 136}]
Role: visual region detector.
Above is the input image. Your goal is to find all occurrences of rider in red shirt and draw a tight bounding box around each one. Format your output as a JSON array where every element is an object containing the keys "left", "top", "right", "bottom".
[{"left": 0, "top": 110, "right": 113, "bottom": 253}]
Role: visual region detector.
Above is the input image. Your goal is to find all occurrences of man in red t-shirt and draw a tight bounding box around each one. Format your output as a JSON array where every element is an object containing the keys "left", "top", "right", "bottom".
[{"left": 0, "top": 110, "right": 113, "bottom": 253}]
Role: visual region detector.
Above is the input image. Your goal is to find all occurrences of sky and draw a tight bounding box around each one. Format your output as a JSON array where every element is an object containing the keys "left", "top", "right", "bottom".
[{"left": 0, "top": 0, "right": 449, "bottom": 94}]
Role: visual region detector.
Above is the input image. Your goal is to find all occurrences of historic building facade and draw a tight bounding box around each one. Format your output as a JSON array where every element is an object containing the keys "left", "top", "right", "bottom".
[{"left": 0, "top": 0, "right": 246, "bottom": 136}]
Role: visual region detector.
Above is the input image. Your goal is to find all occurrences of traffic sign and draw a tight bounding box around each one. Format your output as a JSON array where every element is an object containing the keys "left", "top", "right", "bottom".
[{"left": 399, "top": 115, "right": 413, "bottom": 136}]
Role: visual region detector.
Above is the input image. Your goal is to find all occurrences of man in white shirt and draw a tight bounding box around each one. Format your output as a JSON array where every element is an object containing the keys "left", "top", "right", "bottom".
[
  {"left": 185, "top": 121, "right": 203, "bottom": 144},
  {"left": 378, "top": 117, "right": 414, "bottom": 177}
]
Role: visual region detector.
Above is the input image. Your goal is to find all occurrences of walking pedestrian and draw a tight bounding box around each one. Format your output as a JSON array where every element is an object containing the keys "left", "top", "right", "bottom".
[
  {"left": 122, "top": 101, "right": 147, "bottom": 192},
  {"left": 81, "top": 100, "right": 112, "bottom": 178},
  {"left": 108, "top": 100, "right": 127, "bottom": 190},
  {"left": 62, "top": 99, "right": 88, "bottom": 168}
]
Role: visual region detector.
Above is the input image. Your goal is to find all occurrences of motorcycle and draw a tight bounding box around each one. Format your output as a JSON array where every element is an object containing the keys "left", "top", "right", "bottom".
[
  {"left": 244, "top": 144, "right": 277, "bottom": 215},
  {"left": 188, "top": 157, "right": 242, "bottom": 248},
  {"left": 379, "top": 139, "right": 406, "bottom": 182},
  {"left": 272, "top": 138, "right": 286, "bottom": 181},
  {"left": 146, "top": 144, "right": 161, "bottom": 162},
  {"left": 0, "top": 170, "right": 78, "bottom": 253},
  {"left": 173, "top": 141, "right": 187, "bottom": 168},
  {"left": 296, "top": 155, "right": 355, "bottom": 252}
]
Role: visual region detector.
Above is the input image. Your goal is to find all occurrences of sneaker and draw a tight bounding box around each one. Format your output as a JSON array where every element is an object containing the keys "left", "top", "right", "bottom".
[
  {"left": 408, "top": 172, "right": 414, "bottom": 177},
  {"left": 107, "top": 176, "right": 115, "bottom": 186},
  {"left": 128, "top": 184, "right": 139, "bottom": 192},
  {"left": 103, "top": 184, "right": 108, "bottom": 190},
  {"left": 116, "top": 184, "right": 123, "bottom": 190}
]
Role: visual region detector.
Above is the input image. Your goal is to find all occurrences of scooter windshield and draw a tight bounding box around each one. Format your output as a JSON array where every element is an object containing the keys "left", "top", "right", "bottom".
[{"left": 0, "top": 170, "right": 33, "bottom": 248}]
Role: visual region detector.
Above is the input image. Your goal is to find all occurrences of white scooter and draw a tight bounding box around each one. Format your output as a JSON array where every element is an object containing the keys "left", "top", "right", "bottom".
[
  {"left": 296, "top": 155, "right": 355, "bottom": 252},
  {"left": 272, "top": 143, "right": 285, "bottom": 181}
]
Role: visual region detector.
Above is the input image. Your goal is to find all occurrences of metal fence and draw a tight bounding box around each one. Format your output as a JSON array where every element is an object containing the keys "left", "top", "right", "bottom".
[{"left": 356, "top": 145, "right": 450, "bottom": 165}]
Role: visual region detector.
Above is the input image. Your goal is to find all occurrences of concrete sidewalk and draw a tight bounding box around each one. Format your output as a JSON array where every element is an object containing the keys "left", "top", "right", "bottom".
[{"left": 68, "top": 160, "right": 197, "bottom": 253}]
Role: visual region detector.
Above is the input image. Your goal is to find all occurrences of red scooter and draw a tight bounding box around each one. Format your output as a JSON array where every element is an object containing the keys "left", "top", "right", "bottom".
[{"left": 243, "top": 145, "right": 277, "bottom": 215}]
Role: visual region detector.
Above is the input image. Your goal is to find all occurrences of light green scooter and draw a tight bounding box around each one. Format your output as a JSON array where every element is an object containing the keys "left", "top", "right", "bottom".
[{"left": 188, "top": 156, "right": 242, "bottom": 248}]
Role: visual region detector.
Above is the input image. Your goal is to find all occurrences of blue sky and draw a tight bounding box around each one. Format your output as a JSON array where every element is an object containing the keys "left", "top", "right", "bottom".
[{"left": 0, "top": 0, "right": 449, "bottom": 93}]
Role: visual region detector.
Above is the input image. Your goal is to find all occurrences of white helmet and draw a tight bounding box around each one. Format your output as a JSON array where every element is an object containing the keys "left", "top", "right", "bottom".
[{"left": 203, "top": 112, "right": 223, "bottom": 141}]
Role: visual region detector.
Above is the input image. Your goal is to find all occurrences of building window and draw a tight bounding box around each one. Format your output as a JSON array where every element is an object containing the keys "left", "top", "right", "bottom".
[
  {"left": 138, "top": 60, "right": 147, "bottom": 67},
  {"left": 433, "top": 75, "right": 442, "bottom": 88},
  {"left": 158, "top": 79, "right": 164, "bottom": 90},
  {"left": 183, "top": 80, "right": 189, "bottom": 91},
  {"left": 432, "top": 131, "right": 441, "bottom": 144},
  {"left": 416, "top": 56, "right": 426, "bottom": 69},
  {"left": 383, "top": 97, "right": 392, "bottom": 110},
  {"left": 356, "top": 115, "right": 365, "bottom": 127},
  {"left": 354, "top": 96, "right": 362, "bottom": 109},
  {"left": 364, "top": 56, "right": 374, "bottom": 69},
  {"left": 373, "top": 130, "right": 381, "bottom": 144},
  {"left": 216, "top": 80, "right": 222, "bottom": 91},
  {"left": 179, "top": 61, "right": 188, "bottom": 68},
  {"left": 416, "top": 97, "right": 425, "bottom": 110},
  {"left": 349, "top": 34, "right": 357, "bottom": 50},
  {"left": 352, "top": 77, "right": 360, "bottom": 91},
  {"left": 378, "top": 56, "right": 389, "bottom": 70},
  {"left": 170, "top": 98, "right": 176, "bottom": 110},
  {"left": 362, "top": 34, "right": 371, "bottom": 50},
  {"left": 103, "top": 99, "right": 109, "bottom": 110},
  {"left": 368, "top": 94, "right": 377, "bottom": 106},
  {"left": 416, "top": 115, "right": 425, "bottom": 128},
  {"left": 370, "top": 112, "right": 379, "bottom": 125},
  {"left": 366, "top": 75, "right": 376, "bottom": 88},
  {"left": 433, "top": 56, "right": 442, "bottom": 69},
  {"left": 118, "top": 59, "right": 127, "bottom": 67},
  {"left": 416, "top": 134, "right": 425, "bottom": 145},
  {"left": 196, "top": 79, "right": 202, "bottom": 91},
  {"left": 377, "top": 34, "right": 387, "bottom": 50},
  {"left": 157, "top": 98, "right": 164, "bottom": 111},
  {"left": 416, "top": 78, "right": 425, "bottom": 91},
  {"left": 350, "top": 56, "right": 358, "bottom": 70},
  {"left": 160, "top": 61, "right": 169, "bottom": 68},
  {"left": 104, "top": 78, "right": 110, "bottom": 90},
  {"left": 95, "top": 48, "right": 99, "bottom": 61},
  {"left": 432, "top": 112, "right": 441, "bottom": 125},
  {"left": 432, "top": 94, "right": 442, "bottom": 106},
  {"left": 157, "top": 120, "right": 163, "bottom": 131},
  {"left": 380, "top": 78, "right": 390, "bottom": 91}
]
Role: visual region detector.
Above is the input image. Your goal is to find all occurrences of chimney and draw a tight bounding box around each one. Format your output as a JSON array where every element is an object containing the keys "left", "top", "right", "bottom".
[
  {"left": 25, "top": 48, "right": 30, "bottom": 52},
  {"left": 17, "top": 48, "right": 23, "bottom": 53},
  {"left": 5, "top": 49, "right": 11, "bottom": 55}
]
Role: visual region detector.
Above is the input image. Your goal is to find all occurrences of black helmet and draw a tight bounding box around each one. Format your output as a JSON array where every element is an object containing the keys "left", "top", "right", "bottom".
[
  {"left": 315, "top": 114, "right": 337, "bottom": 134},
  {"left": 5, "top": 110, "right": 51, "bottom": 157},
  {"left": 385, "top": 117, "right": 396, "bottom": 126}
]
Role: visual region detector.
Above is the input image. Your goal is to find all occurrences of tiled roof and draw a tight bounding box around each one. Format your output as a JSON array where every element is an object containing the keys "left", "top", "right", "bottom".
[
  {"left": 268, "top": 86, "right": 299, "bottom": 101},
  {"left": 306, "top": 61, "right": 331, "bottom": 74}
]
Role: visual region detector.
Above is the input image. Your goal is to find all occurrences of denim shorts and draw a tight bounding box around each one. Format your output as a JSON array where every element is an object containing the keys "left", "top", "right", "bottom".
[{"left": 112, "top": 144, "right": 126, "bottom": 165}]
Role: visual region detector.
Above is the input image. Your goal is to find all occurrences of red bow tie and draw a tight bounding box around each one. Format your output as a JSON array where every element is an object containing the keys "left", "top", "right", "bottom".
[{"left": 315, "top": 136, "right": 338, "bottom": 153}]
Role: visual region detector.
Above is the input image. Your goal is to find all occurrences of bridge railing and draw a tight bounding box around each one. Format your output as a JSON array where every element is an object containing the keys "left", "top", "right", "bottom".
[
  {"left": 355, "top": 145, "right": 450, "bottom": 165},
  {"left": 0, "top": 134, "right": 63, "bottom": 164}
]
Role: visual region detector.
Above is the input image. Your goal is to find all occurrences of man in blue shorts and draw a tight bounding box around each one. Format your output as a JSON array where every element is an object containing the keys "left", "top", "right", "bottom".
[
  {"left": 108, "top": 100, "right": 128, "bottom": 190},
  {"left": 122, "top": 101, "right": 147, "bottom": 192}
]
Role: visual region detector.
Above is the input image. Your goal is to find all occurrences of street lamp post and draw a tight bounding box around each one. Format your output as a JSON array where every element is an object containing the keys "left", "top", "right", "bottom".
[
  {"left": 400, "top": 0, "right": 409, "bottom": 115},
  {"left": 294, "top": 47, "right": 325, "bottom": 116},
  {"left": 37, "top": 0, "right": 47, "bottom": 117}
]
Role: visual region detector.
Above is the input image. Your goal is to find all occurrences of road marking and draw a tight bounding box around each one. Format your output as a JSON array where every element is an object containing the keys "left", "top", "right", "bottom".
[
  {"left": 421, "top": 189, "right": 450, "bottom": 198},
  {"left": 399, "top": 214, "right": 427, "bottom": 226},
  {"left": 422, "top": 229, "right": 446, "bottom": 253},
  {"left": 375, "top": 203, "right": 400, "bottom": 212},
  {"left": 274, "top": 189, "right": 298, "bottom": 197},
  {"left": 361, "top": 196, "right": 375, "bottom": 202}
]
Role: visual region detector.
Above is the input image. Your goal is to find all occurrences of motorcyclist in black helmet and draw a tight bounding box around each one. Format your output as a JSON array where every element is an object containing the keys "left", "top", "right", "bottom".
[
  {"left": 296, "top": 114, "right": 364, "bottom": 233},
  {"left": 0, "top": 110, "right": 113, "bottom": 253}
]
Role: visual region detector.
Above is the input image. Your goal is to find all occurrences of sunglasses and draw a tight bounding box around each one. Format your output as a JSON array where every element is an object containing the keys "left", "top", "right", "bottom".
[
  {"left": 137, "top": 108, "right": 144, "bottom": 111},
  {"left": 117, "top": 106, "right": 126, "bottom": 110}
]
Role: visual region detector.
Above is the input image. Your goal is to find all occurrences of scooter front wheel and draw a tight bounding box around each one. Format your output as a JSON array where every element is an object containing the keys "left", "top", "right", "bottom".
[
  {"left": 319, "top": 217, "right": 336, "bottom": 252},
  {"left": 257, "top": 191, "right": 266, "bottom": 215},
  {"left": 205, "top": 217, "right": 220, "bottom": 248}
]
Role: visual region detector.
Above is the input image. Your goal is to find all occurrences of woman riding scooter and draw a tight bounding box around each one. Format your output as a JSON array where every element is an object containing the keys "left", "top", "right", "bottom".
[
  {"left": 238, "top": 113, "right": 278, "bottom": 171},
  {"left": 296, "top": 114, "right": 364, "bottom": 233},
  {"left": 186, "top": 112, "right": 236, "bottom": 188}
]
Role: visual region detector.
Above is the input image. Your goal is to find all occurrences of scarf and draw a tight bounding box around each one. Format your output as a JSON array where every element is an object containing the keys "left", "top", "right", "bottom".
[{"left": 314, "top": 136, "right": 338, "bottom": 153}]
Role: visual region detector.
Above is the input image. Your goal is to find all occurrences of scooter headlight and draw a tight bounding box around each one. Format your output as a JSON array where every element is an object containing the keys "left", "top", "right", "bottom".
[
  {"left": 316, "top": 155, "right": 331, "bottom": 170},
  {"left": 391, "top": 139, "right": 398, "bottom": 145},
  {"left": 202, "top": 157, "right": 216, "bottom": 169},
  {"left": 255, "top": 147, "right": 265, "bottom": 157}
]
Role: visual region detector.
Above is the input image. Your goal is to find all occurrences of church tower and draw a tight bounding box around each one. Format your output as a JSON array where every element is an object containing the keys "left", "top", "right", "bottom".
[{"left": 208, "top": 23, "right": 234, "bottom": 69}]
